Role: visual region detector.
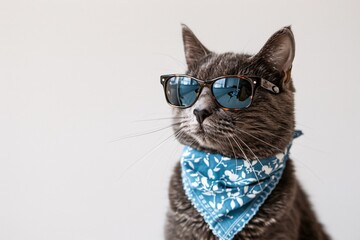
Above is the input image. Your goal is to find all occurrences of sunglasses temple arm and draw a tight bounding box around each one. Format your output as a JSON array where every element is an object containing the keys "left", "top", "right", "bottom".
[{"left": 260, "top": 78, "right": 280, "bottom": 94}]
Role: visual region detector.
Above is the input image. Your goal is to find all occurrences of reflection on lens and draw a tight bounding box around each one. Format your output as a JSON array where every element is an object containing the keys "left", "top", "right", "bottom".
[
  {"left": 166, "top": 76, "right": 199, "bottom": 107},
  {"left": 212, "top": 77, "right": 252, "bottom": 109}
]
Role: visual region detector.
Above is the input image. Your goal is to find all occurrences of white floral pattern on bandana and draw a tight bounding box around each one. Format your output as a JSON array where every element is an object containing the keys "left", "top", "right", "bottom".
[{"left": 181, "top": 131, "right": 302, "bottom": 240}]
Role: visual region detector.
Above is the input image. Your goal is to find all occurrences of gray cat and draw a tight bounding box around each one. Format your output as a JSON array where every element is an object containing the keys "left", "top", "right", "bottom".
[{"left": 163, "top": 25, "right": 330, "bottom": 240}]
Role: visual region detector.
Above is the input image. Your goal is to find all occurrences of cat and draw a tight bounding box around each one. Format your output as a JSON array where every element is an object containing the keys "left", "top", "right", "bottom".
[{"left": 164, "top": 25, "right": 330, "bottom": 240}]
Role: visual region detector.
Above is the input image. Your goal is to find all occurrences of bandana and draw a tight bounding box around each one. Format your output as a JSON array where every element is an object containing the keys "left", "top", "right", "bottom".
[{"left": 180, "top": 131, "right": 302, "bottom": 240}]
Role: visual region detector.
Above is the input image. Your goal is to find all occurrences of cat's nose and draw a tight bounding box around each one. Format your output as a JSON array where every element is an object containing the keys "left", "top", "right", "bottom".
[{"left": 193, "top": 109, "right": 212, "bottom": 124}]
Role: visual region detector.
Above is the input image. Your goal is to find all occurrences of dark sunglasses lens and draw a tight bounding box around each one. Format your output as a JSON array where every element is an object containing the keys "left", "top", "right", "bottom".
[
  {"left": 165, "top": 76, "right": 199, "bottom": 107},
  {"left": 212, "top": 77, "right": 252, "bottom": 109}
]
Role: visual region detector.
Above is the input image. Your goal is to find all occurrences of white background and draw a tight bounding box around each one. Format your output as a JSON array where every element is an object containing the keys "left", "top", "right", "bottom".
[{"left": 0, "top": 0, "right": 359, "bottom": 239}]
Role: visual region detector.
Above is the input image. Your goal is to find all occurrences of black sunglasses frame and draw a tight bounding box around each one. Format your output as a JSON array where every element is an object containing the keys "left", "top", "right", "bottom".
[{"left": 160, "top": 74, "right": 280, "bottom": 110}]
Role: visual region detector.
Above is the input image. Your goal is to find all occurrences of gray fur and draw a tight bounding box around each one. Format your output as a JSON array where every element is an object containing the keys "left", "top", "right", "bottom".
[{"left": 165, "top": 25, "right": 330, "bottom": 240}]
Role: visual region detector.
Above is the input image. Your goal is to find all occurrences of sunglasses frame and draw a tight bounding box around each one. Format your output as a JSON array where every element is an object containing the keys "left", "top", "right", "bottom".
[{"left": 160, "top": 74, "right": 280, "bottom": 110}]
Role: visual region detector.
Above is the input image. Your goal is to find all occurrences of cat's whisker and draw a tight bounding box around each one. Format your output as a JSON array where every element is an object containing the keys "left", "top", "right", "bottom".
[
  {"left": 174, "top": 129, "right": 186, "bottom": 141},
  {"left": 145, "top": 135, "right": 183, "bottom": 182},
  {"left": 108, "top": 122, "right": 185, "bottom": 142},
  {"left": 117, "top": 129, "right": 181, "bottom": 180},
  {"left": 132, "top": 116, "right": 187, "bottom": 123},
  {"left": 225, "top": 136, "right": 238, "bottom": 175},
  {"left": 144, "top": 128, "right": 196, "bottom": 182},
  {"left": 238, "top": 125, "right": 292, "bottom": 140},
  {"left": 233, "top": 128, "right": 325, "bottom": 181},
  {"left": 232, "top": 119, "right": 311, "bottom": 133},
  {"left": 239, "top": 125, "right": 328, "bottom": 155},
  {"left": 234, "top": 128, "right": 283, "bottom": 152},
  {"left": 229, "top": 136, "right": 263, "bottom": 191},
  {"left": 232, "top": 122, "right": 294, "bottom": 136},
  {"left": 173, "top": 125, "right": 192, "bottom": 141},
  {"left": 234, "top": 135, "right": 264, "bottom": 167}
]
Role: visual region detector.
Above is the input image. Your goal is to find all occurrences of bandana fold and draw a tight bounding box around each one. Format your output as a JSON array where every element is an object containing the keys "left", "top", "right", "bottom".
[{"left": 181, "top": 130, "right": 302, "bottom": 240}]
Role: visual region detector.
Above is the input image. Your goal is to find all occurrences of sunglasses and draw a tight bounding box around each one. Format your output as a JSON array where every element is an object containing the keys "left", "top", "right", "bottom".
[{"left": 160, "top": 74, "right": 280, "bottom": 110}]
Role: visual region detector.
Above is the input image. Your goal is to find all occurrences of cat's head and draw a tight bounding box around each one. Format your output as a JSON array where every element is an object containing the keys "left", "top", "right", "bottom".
[{"left": 172, "top": 25, "right": 296, "bottom": 158}]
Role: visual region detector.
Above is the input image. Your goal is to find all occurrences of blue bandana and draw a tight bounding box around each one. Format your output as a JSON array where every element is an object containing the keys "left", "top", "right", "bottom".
[{"left": 181, "top": 131, "right": 302, "bottom": 240}]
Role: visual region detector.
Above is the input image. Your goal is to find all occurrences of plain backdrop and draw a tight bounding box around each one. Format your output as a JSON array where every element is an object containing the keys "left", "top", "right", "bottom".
[{"left": 0, "top": 0, "right": 359, "bottom": 239}]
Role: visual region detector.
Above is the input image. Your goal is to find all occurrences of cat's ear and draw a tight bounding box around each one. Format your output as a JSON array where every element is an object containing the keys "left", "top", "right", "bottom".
[
  {"left": 254, "top": 26, "right": 295, "bottom": 74},
  {"left": 182, "top": 24, "right": 211, "bottom": 66}
]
